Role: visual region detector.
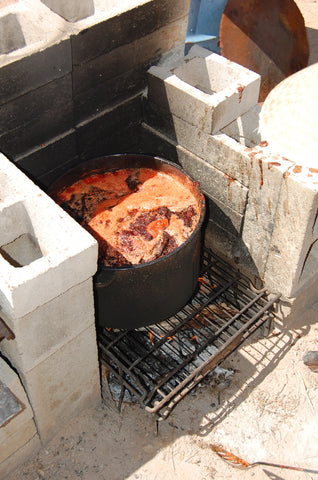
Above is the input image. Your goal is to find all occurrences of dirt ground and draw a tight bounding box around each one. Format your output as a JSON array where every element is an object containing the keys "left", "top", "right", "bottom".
[{"left": 5, "top": 1, "right": 318, "bottom": 479}]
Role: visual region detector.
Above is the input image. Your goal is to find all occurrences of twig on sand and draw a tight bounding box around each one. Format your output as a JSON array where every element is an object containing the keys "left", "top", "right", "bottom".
[{"left": 298, "top": 371, "right": 315, "bottom": 414}]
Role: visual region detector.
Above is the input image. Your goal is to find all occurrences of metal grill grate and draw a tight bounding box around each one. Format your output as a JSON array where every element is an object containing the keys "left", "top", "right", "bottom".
[{"left": 98, "top": 249, "right": 280, "bottom": 419}]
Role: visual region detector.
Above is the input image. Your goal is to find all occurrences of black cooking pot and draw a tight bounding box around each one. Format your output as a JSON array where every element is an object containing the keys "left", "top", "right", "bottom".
[{"left": 49, "top": 154, "right": 205, "bottom": 329}]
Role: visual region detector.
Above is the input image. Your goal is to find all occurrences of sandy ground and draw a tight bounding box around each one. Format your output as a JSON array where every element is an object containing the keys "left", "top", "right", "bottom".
[{"left": 5, "top": 1, "right": 318, "bottom": 479}]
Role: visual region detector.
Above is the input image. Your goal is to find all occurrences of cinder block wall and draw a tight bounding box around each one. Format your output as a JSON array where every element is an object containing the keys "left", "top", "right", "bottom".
[
  {"left": 0, "top": 0, "right": 191, "bottom": 188},
  {"left": 142, "top": 46, "right": 318, "bottom": 299},
  {"left": 1, "top": 0, "right": 317, "bottom": 300}
]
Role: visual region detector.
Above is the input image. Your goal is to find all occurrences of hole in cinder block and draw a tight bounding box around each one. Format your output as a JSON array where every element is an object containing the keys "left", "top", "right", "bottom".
[
  {"left": 173, "top": 57, "right": 216, "bottom": 95},
  {"left": 0, "top": 201, "right": 44, "bottom": 267},
  {"left": 0, "top": 233, "right": 43, "bottom": 267},
  {"left": 193, "top": 83, "right": 215, "bottom": 95},
  {"left": 40, "top": 0, "right": 94, "bottom": 22},
  {"left": 0, "top": 13, "right": 26, "bottom": 54},
  {"left": 173, "top": 51, "right": 248, "bottom": 96},
  {"left": 220, "top": 104, "right": 262, "bottom": 147}
]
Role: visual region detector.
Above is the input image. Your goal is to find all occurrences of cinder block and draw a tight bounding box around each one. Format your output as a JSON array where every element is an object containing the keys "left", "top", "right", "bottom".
[
  {"left": 15, "top": 129, "right": 77, "bottom": 180},
  {"left": 0, "top": 434, "right": 40, "bottom": 480},
  {"left": 0, "top": 74, "right": 73, "bottom": 157},
  {"left": 71, "top": 0, "right": 190, "bottom": 65},
  {"left": 147, "top": 45, "right": 260, "bottom": 135},
  {"left": 78, "top": 122, "right": 143, "bottom": 162},
  {"left": 203, "top": 133, "right": 252, "bottom": 187},
  {"left": 205, "top": 219, "right": 262, "bottom": 280},
  {"left": 76, "top": 95, "right": 142, "bottom": 158},
  {"left": 37, "top": 156, "right": 80, "bottom": 189},
  {"left": 1, "top": 279, "right": 96, "bottom": 373},
  {"left": 0, "top": 417, "right": 37, "bottom": 464},
  {"left": 264, "top": 168, "right": 318, "bottom": 297},
  {"left": 0, "top": 205, "right": 97, "bottom": 318},
  {"left": 0, "top": 357, "right": 39, "bottom": 465},
  {"left": 134, "top": 15, "right": 189, "bottom": 66},
  {"left": 143, "top": 90, "right": 174, "bottom": 132},
  {"left": 140, "top": 122, "right": 179, "bottom": 163},
  {"left": 0, "top": 154, "right": 98, "bottom": 319},
  {"left": 71, "top": 2, "right": 152, "bottom": 66},
  {"left": 176, "top": 144, "right": 248, "bottom": 214},
  {"left": 41, "top": 0, "right": 94, "bottom": 22},
  {"left": 74, "top": 60, "right": 147, "bottom": 123},
  {"left": 72, "top": 43, "right": 135, "bottom": 98},
  {"left": 241, "top": 145, "right": 292, "bottom": 277},
  {"left": 0, "top": 39, "right": 71, "bottom": 106},
  {"left": 204, "top": 220, "right": 240, "bottom": 266},
  {"left": 0, "top": 200, "right": 34, "bottom": 248},
  {"left": 145, "top": 94, "right": 254, "bottom": 188},
  {"left": 158, "top": 0, "right": 191, "bottom": 28},
  {"left": 19, "top": 323, "right": 101, "bottom": 442},
  {"left": 73, "top": 17, "right": 188, "bottom": 122},
  {"left": 205, "top": 193, "right": 243, "bottom": 236}
]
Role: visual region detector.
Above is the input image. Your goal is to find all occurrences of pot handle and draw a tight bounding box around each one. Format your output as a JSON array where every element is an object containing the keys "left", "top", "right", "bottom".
[
  {"left": 94, "top": 270, "right": 117, "bottom": 289},
  {"left": 95, "top": 279, "right": 115, "bottom": 288}
]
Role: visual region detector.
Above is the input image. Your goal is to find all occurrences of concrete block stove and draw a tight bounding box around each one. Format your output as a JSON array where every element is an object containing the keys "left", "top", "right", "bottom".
[
  {"left": 0, "top": 153, "right": 100, "bottom": 452},
  {"left": 0, "top": 0, "right": 317, "bottom": 474}
]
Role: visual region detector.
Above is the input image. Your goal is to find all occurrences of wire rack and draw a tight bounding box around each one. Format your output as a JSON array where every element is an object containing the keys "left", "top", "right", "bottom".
[{"left": 98, "top": 248, "right": 280, "bottom": 419}]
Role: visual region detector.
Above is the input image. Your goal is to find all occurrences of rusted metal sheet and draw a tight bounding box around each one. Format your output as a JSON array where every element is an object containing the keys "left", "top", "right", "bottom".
[
  {"left": 219, "top": 0, "right": 309, "bottom": 101},
  {"left": 0, "top": 380, "right": 24, "bottom": 427}
]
